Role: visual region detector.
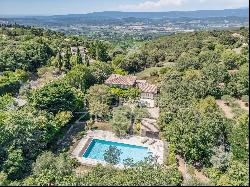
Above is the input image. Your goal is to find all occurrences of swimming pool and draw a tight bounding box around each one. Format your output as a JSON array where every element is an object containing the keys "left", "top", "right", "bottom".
[{"left": 83, "top": 139, "right": 151, "bottom": 165}]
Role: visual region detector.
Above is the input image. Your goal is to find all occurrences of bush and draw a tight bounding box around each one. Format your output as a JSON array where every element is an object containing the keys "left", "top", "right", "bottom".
[
  {"left": 166, "top": 144, "right": 177, "bottom": 166},
  {"left": 241, "top": 95, "right": 249, "bottom": 103},
  {"left": 231, "top": 107, "right": 245, "bottom": 118},
  {"left": 221, "top": 95, "right": 235, "bottom": 105},
  {"left": 0, "top": 172, "right": 9, "bottom": 186},
  {"left": 0, "top": 70, "right": 27, "bottom": 96},
  {"left": 150, "top": 70, "right": 159, "bottom": 76},
  {"left": 37, "top": 66, "right": 55, "bottom": 77}
]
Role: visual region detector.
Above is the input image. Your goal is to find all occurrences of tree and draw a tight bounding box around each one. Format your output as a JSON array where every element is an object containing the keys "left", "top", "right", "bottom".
[
  {"left": 201, "top": 63, "right": 230, "bottom": 98},
  {"left": 0, "top": 47, "right": 25, "bottom": 72},
  {"left": 70, "top": 48, "right": 83, "bottom": 66},
  {"left": 89, "top": 41, "right": 110, "bottom": 62},
  {"left": 229, "top": 113, "right": 249, "bottom": 162},
  {"left": 176, "top": 52, "right": 201, "bottom": 71},
  {"left": 133, "top": 107, "right": 150, "bottom": 123},
  {"left": 0, "top": 107, "right": 71, "bottom": 158},
  {"left": 0, "top": 105, "right": 73, "bottom": 181},
  {"left": 235, "top": 63, "right": 249, "bottom": 96},
  {"left": 86, "top": 84, "right": 112, "bottom": 121},
  {"left": 111, "top": 106, "right": 132, "bottom": 137},
  {"left": 2, "top": 147, "right": 25, "bottom": 180},
  {"left": 23, "top": 159, "right": 182, "bottom": 186},
  {"left": 84, "top": 55, "right": 90, "bottom": 66},
  {"left": 21, "top": 40, "right": 53, "bottom": 72},
  {"left": 75, "top": 163, "right": 182, "bottom": 186},
  {"left": 62, "top": 47, "right": 72, "bottom": 72},
  {"left": 198, "top": 50, "right": 220, "bottom": 65},
  {"left": 162, "top": 97, "right": 230, "bottom": 165},
  {"left": 113, "top": 68, "right": 128, "bottom": 75},
  {"left": 104, "top": 146, "right": 122, "bottom": 165},
  {"left": 28, "top": 152, "right": 75, "bottom": 186},
  {"left": 112, "top": 54, "right": 125, "bottom": 67},
  {"left": 29, "top": 81, "right": 84, "bottom": 113},
  {"left": 54, "top": 50, "right": 63, "bottom": 71},
  {"left": 88, "top": 61, "right": 113, "bottom": 84},
  {"left": 221, "top": 49, "right": 239, "bottom": 70},
  {"left": 76, "top": 47, "right": 83, "bottom": 64},
  {"left": 65, "top": 64, "right": 94, "bottom": 91},
  {"left": 210, "top": 146, "right": 231, "bottom": 172},
  {"left": 0, "top": 110, "right": 46, "bottom": 159},
  {"left": 0, "top": 70, "right": 28, "bottom": 96}
]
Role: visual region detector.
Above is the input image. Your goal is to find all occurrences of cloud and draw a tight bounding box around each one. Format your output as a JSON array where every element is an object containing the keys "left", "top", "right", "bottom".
[
  {"left": 120, "top": 0, "right": 184, "bottom": 11},
  {"left": 118, "top": 0, "right": 249, "bottom": 12},
  {"left": 197, "top": 0, "right": 248, "bottom": 9}
]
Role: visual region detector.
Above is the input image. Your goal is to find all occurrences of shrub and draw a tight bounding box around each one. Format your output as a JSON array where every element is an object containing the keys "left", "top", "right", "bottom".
[
  {"left": 221, "top": 95, "right": 235, "bottom": 105},
  {"left": 241, "top": 95, "right": 249, "bottom": 103},
  {"left": 150, "top": 70, "right": 159, "bottom": 76},
  {"left": 166, "top": 144, "right": 177, "bottom": 166},
  {"left": 0, "top": 70, "right": 27, "bottom": 96},
  {"left": 135, "top": 123, "right": 141, "bottom": 134}
]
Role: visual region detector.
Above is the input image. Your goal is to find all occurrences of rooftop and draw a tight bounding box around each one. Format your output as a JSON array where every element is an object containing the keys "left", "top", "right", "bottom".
[
  {"left": 105, "top": 74, "right": 137, "bottom": 86},
  {"left": 137, "top": 82, "right": 158, "bottom": 94},
  {"left": 105, "top": 74, "right": 158, "bottom": 93}
]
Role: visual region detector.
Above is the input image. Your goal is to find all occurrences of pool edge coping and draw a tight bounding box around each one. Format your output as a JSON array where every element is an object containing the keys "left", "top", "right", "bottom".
[{"left": 71, "top": 130, "right": 165, "bottom": 168}]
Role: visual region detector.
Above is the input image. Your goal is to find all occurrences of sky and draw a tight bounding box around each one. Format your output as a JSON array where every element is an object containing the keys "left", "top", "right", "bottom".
[{"left": 0, "top": 0, "right": 249, "bottom": 16}]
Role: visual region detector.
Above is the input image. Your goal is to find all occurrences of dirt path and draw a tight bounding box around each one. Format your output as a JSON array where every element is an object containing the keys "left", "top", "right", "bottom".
[
  {"left": 176, "top": 155, "right": 210, "bottom": 184},
  {"left": 176, "top": 155, "right": 187, "bottom": 180},
  {"left": 194, "top": 170, "right": 210, "bottom": 183},
  {"left": 236, "top": 100, "right": 249, "bottom": 112},
  {"left": 216, "top": 100, "right": 235, "bottom": 119}
]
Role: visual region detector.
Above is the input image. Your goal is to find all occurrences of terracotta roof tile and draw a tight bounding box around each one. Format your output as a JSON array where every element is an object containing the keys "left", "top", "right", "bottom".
[
  {"left": 137, "top": 82, "right": 158, "bottom": 94},
  {"left": 105, "top": 74, "right": 158, "bottom": 94},
  {"left": 105, "top": 74, "right": 137, "bottom": 86}
]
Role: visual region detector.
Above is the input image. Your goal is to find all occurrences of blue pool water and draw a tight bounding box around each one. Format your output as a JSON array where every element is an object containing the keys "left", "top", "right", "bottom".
[{"left": 83, "top": 139, "right": 151, "bottom": 164}]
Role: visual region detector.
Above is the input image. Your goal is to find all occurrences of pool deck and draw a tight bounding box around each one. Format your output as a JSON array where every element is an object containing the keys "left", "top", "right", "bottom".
[{"left": 71, "top": 130, "right": 164, "bottom": 168}]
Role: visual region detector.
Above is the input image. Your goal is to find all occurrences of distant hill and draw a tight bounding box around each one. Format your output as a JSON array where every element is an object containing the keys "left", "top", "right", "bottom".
[
  {"left": 1, "top": 8, "right": 248, "bottom": 33},
  {"left": 55, "top": 8, "right": 249, "bottom": 19},
  {"left": 0, "top": 7, "right": 248, "bottom": 19}
]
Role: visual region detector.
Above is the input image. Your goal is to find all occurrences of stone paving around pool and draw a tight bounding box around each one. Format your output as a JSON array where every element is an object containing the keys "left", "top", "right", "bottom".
[{"left": 71, "top": 130, "right": 164, "bottom": 168}]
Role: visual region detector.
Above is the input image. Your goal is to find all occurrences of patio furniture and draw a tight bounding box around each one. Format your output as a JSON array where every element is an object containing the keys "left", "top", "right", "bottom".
[
  {"left": 141, "top": 138, "right": 149, "bottom": 144},
  {"left": 148, "top": 139, "right": 157, "bottom": 145}
]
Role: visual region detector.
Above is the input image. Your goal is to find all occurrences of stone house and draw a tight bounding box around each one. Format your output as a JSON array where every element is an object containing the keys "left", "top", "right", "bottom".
[
  {"left": 105, "top": 74, "right": 158, "bottom": 108},
  {"left": 105, "top": 74, "right": 137, "bottom": 89}
]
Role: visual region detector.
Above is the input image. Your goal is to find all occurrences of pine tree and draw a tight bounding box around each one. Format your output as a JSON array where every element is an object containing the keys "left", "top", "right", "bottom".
[
  {"left": 55, "top": 50, "right": 63, "bottom": 72},
  {"left": 62, "top": 47, "right": 72, "bottom": 72},
  {"left": 84, "top": 55, "right": 90, "bottom": 66},
  {"left": 76, "top": 47, "right": 83, "bottom": 64}
]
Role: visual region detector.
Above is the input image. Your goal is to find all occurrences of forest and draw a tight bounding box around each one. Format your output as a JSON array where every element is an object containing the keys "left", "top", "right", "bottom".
[{"left": 0, "top": 24, "right": 249, "bottom": 186}]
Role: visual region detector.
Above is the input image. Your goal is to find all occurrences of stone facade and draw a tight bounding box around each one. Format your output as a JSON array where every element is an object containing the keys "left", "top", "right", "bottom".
[{"left": 105, "top": 74, "right": 158, "bottom": 108}]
